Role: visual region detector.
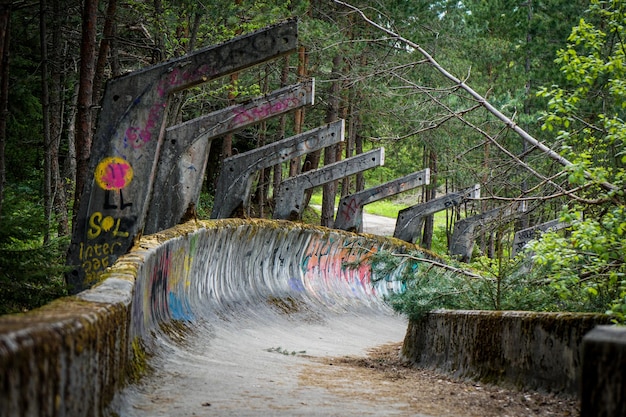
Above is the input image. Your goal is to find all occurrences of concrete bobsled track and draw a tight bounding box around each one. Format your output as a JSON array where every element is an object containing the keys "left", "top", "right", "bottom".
[
  {"left": 1, "top": 219, "right": 420, "bottom": 417},
  {"left": 4, "top": 218, "right": 625, "bottom": 416},
  {"left": 110, "top": 219, "right": 413, "bottom": 416}
]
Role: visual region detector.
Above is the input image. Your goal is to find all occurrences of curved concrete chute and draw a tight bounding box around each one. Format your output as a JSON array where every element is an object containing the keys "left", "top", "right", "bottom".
[
  {"left": 102, "top": 219, "right": 416, "bottom": 416},
  {"left": 0, "top": 219, "right": 424, "bottom": 416}
]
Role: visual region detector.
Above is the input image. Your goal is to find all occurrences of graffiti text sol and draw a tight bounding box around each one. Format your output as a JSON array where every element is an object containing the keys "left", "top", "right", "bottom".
[{"left": 88, "top": 212, "right": 130, "bottom": 239}]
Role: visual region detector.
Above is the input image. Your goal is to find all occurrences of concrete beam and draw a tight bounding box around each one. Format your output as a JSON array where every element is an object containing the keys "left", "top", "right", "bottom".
[
  {"left": 211, "top": 118, "right": 344, "bottom": 219},
  {"left": 144, "top": 80, "right": 315, "bottom": 233},
  {"left": 66, "top": 20, "right": 298, "bottom": 292},
  {"left": 334, "top": 169, "right": 430, "bottom": 233},
  {"left": 449, "top": 201, "right": 525, "bottom": 262},
  {"left": 273, "top": 148, "right": 385, "bottom": 220},
  {"left": 512, "top": 219, "right": 569, "bottom": 256},
  {"left": 393, "top": 184, "right": 480, "bottom": 243}
]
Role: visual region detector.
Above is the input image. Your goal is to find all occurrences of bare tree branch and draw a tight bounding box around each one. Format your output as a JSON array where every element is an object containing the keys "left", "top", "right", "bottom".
[
  {"left": 333, "top": 0, "right": 619, "bottom": 193},
  {"left": 393, "top": 253, "right": 485, "bottom": 279}
]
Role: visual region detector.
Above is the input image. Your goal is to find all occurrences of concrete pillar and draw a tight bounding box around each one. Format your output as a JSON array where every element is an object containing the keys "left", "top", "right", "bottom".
[
  {"left": 512, "top": 219, "right": 568, "bottom": 256},
  {"left": 393, "top": 185, "right": 480, "bottom": 243},
  {"left": 581, "top": 325, "right": 626, "bottom": 417},
  {"left": 66, "top": 20, "right": 298, "bottom": 292},
  {"left": 449, "top": 201, "right": 524, "bottom": 262},
  {"left": 144, "top": 80, "right": 314, "bottom": 232},
  {"left": 211, "top": 119, "right": 344, "bottom": 219}
]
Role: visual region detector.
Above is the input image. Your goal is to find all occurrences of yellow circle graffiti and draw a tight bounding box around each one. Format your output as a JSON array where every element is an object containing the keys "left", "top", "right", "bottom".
[{"left": 95, "top": 157, "right": 133, "bottom": 190}]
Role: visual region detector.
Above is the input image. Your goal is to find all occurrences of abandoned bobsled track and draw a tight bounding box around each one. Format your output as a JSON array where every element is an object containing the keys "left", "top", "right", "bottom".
[
  {"left": 0, "top": 218, "right": 606, "bottom": 416},
  {"left": 108, "top": 218, "right": 412, "bottom": 416}
]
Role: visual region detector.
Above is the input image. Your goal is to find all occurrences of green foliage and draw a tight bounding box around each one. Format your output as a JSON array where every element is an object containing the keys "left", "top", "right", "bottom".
[
  {"left": 531, "top": 0, "right": 626, "bottom": 322},
  {"left": 196, "top": 191, "right": 214, "bottom": 219},
  {"left": 0, "top": 185, "right": 69, "bottom": 314},
  {"left": 0, "top": 238, "right": 69, "bottom": 315},
  {"left": 529, "top": 206, "right": 626, "bottom": 320},
  {"left": 375, "top": 249, "right": 580, "bottom": 321}
]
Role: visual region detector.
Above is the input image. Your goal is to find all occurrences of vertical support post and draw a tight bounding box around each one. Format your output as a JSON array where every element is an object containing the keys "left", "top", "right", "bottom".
[
  {"left": 393, "top": 185, "right": 480, "bottom": 243},
  {"left": 273, "top": 148, "right": 385, "bottom": 221},
  {"left": 449, "top": 201, "right": 525, "bottom": 262},
  {"left": 211, "top": 118, "right": 343, "bottom": 219},
  {"left": 144, "top": 80, "right": 314, "bottom": 233}
]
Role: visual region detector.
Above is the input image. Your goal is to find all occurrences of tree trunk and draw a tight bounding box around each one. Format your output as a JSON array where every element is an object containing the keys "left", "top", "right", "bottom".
[
  {"left": 40, "top": 0, "right": 53, "bottom": 243},
  {"left": 321, "top": 54, "right": 342, "bottom": 228},
  {"left": 340, "top": 104, "right": 356, "bottom": 198},
  {"left": 421, "top": 148, "right": 437, "bottom": 249},
  {"left": 50, "top": 0, "right": 69, "bottom": 236},
  {"left": 289, "top": 46, "right": 307, "bottom": 177},
  {"left": 72, "top": 0, "right": 98, "bottom": 217},
  {"left": 63, "top": 83, "right": 78, "bottom": 200},
  {"left": 92, "top": 0, "right": 117, "bottom": 107},
  {"left": 355, "top": 131, "right": 364, "bottom": 192},
  {"left": 0, "top": 3, "right": 10, "bottom": 217},
  {"left": 272, "top": 56, "right": 290, "bottom": 201}
]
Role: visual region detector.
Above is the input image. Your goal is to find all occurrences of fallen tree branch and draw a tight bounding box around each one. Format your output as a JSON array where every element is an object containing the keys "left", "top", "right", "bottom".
[
  {"left": 393, "top": 253, "right": 485, "bottom": 280},
  {"left": 333, "top": 0, "right": 618, "bottom": 193}
]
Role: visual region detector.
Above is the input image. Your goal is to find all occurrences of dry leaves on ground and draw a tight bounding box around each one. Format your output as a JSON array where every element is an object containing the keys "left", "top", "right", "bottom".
[{"left": 299, "top": 342, "right": 579, "bottom": 417}]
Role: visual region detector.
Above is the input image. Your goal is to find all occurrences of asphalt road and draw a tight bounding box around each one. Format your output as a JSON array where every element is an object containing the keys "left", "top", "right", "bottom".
[{"left": 362, "top": 210, "right": 397, "bottom": 236}]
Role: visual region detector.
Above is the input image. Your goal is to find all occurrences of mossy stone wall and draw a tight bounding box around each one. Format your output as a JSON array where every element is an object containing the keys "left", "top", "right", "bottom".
[{"left": 402, "top": 309, "right": 612, "bottom": 396}]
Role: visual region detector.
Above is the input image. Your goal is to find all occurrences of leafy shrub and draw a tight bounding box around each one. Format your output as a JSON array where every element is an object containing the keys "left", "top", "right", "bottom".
[{"left": 371, "top": 248, "right": 598, "bottom": 321}]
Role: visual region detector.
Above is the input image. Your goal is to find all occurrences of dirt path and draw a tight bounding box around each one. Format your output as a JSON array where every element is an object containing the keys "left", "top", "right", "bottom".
[{"left": 303, "top": 343, "right": 579, "bottom": 417}]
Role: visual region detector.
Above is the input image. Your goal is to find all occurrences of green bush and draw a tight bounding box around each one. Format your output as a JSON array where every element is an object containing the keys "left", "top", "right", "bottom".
[
  {"left": 0, "top": 184, "right": 69, "bottom": 314},
  {"left": 372, "top": 248, "right": 599, "bottom": 321}
]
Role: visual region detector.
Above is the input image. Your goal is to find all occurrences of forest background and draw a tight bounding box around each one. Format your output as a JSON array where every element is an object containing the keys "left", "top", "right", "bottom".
[{"left": 0, "top": 0, "right": 624, "bottom": 320}]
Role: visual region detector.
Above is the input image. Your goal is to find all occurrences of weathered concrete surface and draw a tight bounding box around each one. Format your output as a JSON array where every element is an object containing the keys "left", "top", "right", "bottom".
[
  {"left": 2, "top": 218, "right": 619, "bottom": 416},
  {"left": 581, "top": 325, "right": 626, "bottom": 417},
  {"left": 1, "top": 219, "right": 415, "bottom": 417},
  {"left": 512, "top": 218, "right": 568, "bottom": 256},
  {"left": 274, "top": 148, "right": 385, "bottom": 220},
  {"left": 109, "top": 220, "right": 411, "bottom": 416},
  {"left": 402, "top": 309, "right": 612, "bottom": 396},
  {"left": 0, "top": 280, "right": 133, "bottom": 417},
  {"left": 334, "top": 169, "right": 430, "bottom": 233},
  {"left": 393, "top": 185, "right": 480, "bottom": 244},
  {"left": 66, "top": 20, "right": 298, "bottom": 292},
  {"left": 211, "top": 118, "right": 343, "bottom": 219},
  {"left": 145, "top": 80, "right": 315, "bottom": 233},
  {"left": 449, "top": 202, "right": 525, "bottom": 262}
]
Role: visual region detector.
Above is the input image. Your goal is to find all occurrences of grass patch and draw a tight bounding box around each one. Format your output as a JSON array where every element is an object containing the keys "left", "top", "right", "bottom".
[{"left": 309, "top": 191, "right": 408, "bottom": 218}]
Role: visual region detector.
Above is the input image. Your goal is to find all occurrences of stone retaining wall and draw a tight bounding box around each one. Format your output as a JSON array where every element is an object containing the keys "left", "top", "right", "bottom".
[{"left": 402, "top": 309, "right": 612, "bottom": 396}]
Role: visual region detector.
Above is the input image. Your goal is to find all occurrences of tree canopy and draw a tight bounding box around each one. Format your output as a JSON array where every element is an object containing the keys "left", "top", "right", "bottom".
[{"left": 0, "top": 0, "right": 624, "bottom": 318}]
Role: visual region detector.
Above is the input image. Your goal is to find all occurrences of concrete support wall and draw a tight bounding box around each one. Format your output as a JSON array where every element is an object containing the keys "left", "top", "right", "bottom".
[
  {"left": 402, "top": 309, "right": 611, "bottom": 396},
  {"left": 0, "top": 279, "right": 134, "bottom": 417},
  {"left": 2, "top": 220, "right": 623, "bottom": 415}
]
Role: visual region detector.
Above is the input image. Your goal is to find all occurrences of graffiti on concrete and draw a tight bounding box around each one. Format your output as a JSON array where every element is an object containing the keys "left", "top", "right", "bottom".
[
  {"left": 67, "top": 20, "right": 299, "bottom": 292},
  {"left": 231, "top": 96, "right": 302, "bottom": 126}
]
